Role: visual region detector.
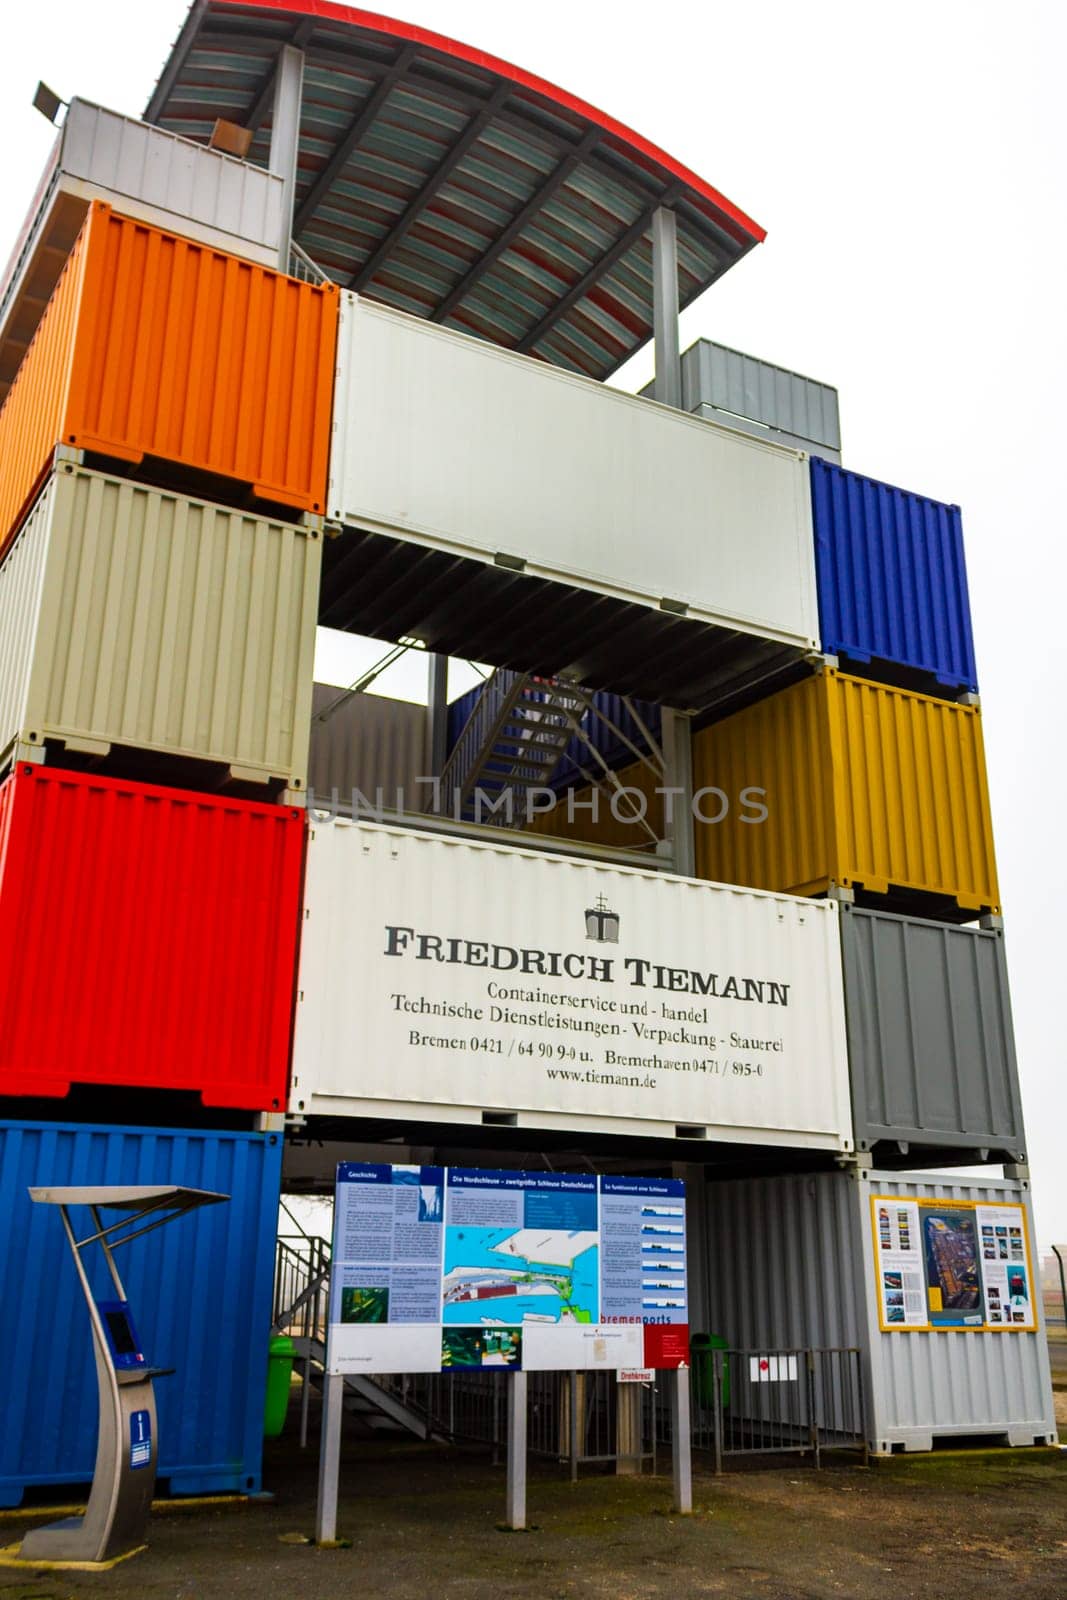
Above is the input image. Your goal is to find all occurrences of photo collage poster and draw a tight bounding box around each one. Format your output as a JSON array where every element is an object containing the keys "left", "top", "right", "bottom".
[{"left": 871, "top": 1195, "right": 1036, "bottom": 1333}]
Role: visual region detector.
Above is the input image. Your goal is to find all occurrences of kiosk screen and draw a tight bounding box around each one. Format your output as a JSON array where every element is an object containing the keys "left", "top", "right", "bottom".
[{"left": 98, "top": 1301, "right": 145, "bottom": 1367}]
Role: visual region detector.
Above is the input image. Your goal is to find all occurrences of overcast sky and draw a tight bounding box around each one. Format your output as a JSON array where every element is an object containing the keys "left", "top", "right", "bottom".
[{"left": 2, "top": 1, "right": 1063, "bottom": 1249}]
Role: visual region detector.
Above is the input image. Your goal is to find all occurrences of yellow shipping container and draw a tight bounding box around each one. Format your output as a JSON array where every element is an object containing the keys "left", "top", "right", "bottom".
[{"left": 693, "top": 668, "right": 999, "bottom": 914}]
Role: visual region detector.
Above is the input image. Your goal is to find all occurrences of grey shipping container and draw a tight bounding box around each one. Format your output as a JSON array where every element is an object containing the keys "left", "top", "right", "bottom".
[
  {"left": 700, "top": 1169, "right": 1056, "bottom": 1453},
  {"left": 642, "top": 338, "right": 841, "bottom": 462},
  {"left": 841, "top": 906, "right": 1026, "bottom": 1161},
  {"left": 307, "top": 684, "right": 430, "bottom": 810},
  {"left": 0, "top": 464, "right": 320, "bottom": 788}
]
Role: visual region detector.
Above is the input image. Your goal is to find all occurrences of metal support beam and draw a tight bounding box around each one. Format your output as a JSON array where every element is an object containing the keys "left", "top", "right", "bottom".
[
  {"left": 247, "top": 21, "right": 314, "bottom": 134},
  {"left": 670, "top": 1368, "right": 693, "bottom": 1514},
  {"left": 315, "top": 1373, "right": 344, "bottom": 1544},
  {"left": 352, "top": 84, "right": 510, "bottom": 292},
  {"left": 504, "top": 1371, "right": 527, "bottom": 1530},
  {"left": 293, "top": 46, "right": 416, "bottom": 236},
  {"left": 144, "top": 0, "right": 209, "bottom": 124},
  {"left": 432, "top": 129, "right": 599, "bottom": 324},
  {"left": 269, "top": 45, "right": 305, "bottom": 270},
  {"left": 661, "top": 709, "right": 695, "bottom": 878},
  {"left": 428, "top": 654, "right": 449, "bottom": 778},
  {"left": 515, "top": 190, "right": 679, "bottom": 357},
  {"left": 652, "top": 205, "right": 682, "bottom": 409}
]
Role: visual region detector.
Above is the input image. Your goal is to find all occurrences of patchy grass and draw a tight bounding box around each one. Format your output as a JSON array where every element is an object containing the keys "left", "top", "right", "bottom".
[{"left": 3, "top": 1437, "right": 1066, "bottom": 1600}]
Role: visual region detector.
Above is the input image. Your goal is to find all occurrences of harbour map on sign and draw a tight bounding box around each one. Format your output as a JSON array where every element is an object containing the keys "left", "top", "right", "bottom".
[{"left": 442, "top": 1227, "right": 598, "bottom": 1326}]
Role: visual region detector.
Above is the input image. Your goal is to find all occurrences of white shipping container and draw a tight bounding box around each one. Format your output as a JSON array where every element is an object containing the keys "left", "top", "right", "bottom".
[
  {"left": 329, "top": 297, "right": 819, "bottom": 652},
  {"left": 290, "top": 819, "right": 853, "bottom": 1147}
]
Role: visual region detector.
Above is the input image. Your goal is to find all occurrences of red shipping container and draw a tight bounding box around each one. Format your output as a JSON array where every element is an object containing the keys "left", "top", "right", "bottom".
[{"left": 0, "top": 764, "right": 305, "bottom": 1110}]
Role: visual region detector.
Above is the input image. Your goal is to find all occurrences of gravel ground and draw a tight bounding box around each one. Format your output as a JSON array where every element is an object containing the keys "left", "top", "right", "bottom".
[{"left": 2, "top": 1433, "right": 1065, "bottom": 1600}]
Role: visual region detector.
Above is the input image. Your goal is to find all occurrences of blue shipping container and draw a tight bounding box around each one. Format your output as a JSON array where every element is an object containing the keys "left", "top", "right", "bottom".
[
  {"left": 0, "top": 1120, "right": 282, "bottom": 1506},
  {"left": 811, "top": 458, "right": 978, "bottom": 693},
  {"left": 447, "top": 686, "right": 660, "bottom": 790}
]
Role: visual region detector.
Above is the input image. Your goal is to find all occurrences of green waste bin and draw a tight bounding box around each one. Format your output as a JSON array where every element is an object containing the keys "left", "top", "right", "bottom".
[
  {"left": 264, "top": 1335, "right": 295, "bottom": 1438},
  {"left": 690, "top": 1333, "right": 730, "bottom": 1410}
]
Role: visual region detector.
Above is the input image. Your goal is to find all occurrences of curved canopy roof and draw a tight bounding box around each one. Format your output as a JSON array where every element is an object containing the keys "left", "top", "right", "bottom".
[{"left": 146, "top": 0, "right": 764, "bottom": 380}]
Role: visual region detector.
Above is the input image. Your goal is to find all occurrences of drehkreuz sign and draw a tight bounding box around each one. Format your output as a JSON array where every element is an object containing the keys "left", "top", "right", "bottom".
[
  {"left": 326, "top": 1163, "right": 690, "bottom": 1376},
  {"left": 291, "top": 820, "right": 853, "bottom": 1148}
]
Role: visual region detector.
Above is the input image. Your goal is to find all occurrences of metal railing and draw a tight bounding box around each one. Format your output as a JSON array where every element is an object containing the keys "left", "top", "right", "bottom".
[
  {"left": 434, "top": 668, "right": 524, "bottom": 815},
  {"left": 288, "top": 240, "right": 334, "bottom": 284},
  {"left": 270, "top": 1239, "right": 868, "bottom": 1477},
  {"left": 667, "top": 1347, "right": 868, "bottom": 1471},
  {"left": 273, "top": 1234, "right": 331, "bottom": 1340},
  {"left": 371, "top": 1369, "right": 656, "bottom": 1475}
]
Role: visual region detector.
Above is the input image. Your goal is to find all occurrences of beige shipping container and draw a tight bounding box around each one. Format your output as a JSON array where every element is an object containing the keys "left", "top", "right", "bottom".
[{"left": 0, "top": 463, "right": 320, "bottom": 788}]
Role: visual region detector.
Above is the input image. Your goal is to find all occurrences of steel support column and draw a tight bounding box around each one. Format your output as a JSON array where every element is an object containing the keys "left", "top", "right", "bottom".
[
  {"left": 315, "top": 1373, "right": 344, "bottom": 1544},
  {"left": 652, "top": 206, "right": 681, "bottom": 409},
  {"left": 661, "top": 708, "right": 695, "bottom": 878},
  {"left": 269, "top": 44, "right": 305, "bottom": 270},
  {"left": 505, "top": 1371, "right": 528, "bottom": 1529},
  {"left": 671, "top": 1367, "right": 693, "bottom": 1513},
  {"left": 428, "top": 655, "right": 449, "bottom": 778}
]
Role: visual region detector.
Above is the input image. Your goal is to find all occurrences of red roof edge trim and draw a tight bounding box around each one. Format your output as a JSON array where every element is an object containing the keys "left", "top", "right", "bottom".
[{"left": 209, "top": 0, "right": 767, "bottom": 244}]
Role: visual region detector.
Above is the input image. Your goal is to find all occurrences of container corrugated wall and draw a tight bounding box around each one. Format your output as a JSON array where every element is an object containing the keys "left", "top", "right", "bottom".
[
  {"left": 0, "top": 1120, "right": 282, "bottom": 1505},
  {"left": 0, "top": 102, "right": 284, "bottom": 389},
  {"left": 693, "top": 668, "right": 999, "bottom": 914},
  {"left": 524, "top": 756, "right": 664, "bottom": 850},
  {"left": 841, "top": 906, "right": 1025, "bottom": 1158},
  {"left": 0, "top": 194, "right": 88, "bottom": 559},
  {"left": 0, "top": 464, "right": 320, "bottom": 784},
  {"left": 701, "top": 1171, "right": 1057, "bottom": 1451},
  {"left": 0, "top": 765, "right": 305, "bottom": 1109},
  {"left": 308, "top": 684, "right": 429, "bottom": 806},
  {"left": 291, "top": 818, "right": 853, "bottom": 1148},
  {"left": 0, "top": 201, "right": 338, "bottom": 556},
  {"left": 329, "top": 295, "right": 819, "bottom": 652},
  {"left": 642, "top": 339, "right": 842, "bottom": 461},
  {"left": 702, "top": 1172, "right": 866, "bottom": 1349},
  {"left": 812, "top": 459, "right": 978, "bottom": 693},
  {"left": 857, "top": 1173, "right": 1056, "bottom": 1451},
  {"left": 59, "top": 99, "right": 284, "bottom": 262}
]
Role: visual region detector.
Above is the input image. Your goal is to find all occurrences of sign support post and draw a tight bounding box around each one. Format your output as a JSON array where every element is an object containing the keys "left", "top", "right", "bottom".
[
  {"left": 670, "top": 1366, "right": 693, "bottom": 1514},
  {"left": 315, "top": 1374, "right": 344, "bottom": 1544},
  {"left": 504, "top": 1371, "right": 528, "bottom": 1530}
]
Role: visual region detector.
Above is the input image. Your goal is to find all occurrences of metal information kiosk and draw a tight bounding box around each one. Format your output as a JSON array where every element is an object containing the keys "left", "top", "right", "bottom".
[{"left": 19, "top": 1185, "right": 228, "bottom": 1566}]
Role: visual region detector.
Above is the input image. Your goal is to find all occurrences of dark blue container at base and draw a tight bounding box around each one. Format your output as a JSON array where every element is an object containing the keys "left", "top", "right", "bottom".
[
  {"left": 447, "top": 686, "right": 660, "bottom": 789},
  {"left": 811, "top": 457, "right": 979, "bottom": 694},
  {"left": 0, "top": 1121, "right": 282, "bottom": 1506}
]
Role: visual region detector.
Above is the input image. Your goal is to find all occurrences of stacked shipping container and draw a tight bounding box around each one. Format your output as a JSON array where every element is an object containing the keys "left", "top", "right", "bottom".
[
  {"left": 0, "top": 157, "right": 338, "bottom": 1502},
  {"left": 0, "top": 36, "right": 1046, "bottom": 1487}
]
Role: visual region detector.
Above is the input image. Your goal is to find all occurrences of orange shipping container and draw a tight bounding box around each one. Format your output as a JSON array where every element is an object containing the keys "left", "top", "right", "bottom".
[
  {"left": 692, "top": 667, "right": 1000, "bottom": 916},
  {"left": 0, "top": 201, "right": 337, "bottom": 556}
]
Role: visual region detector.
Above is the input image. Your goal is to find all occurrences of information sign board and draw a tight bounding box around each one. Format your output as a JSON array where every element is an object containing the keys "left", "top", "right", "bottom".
[
  {"left": 327, "top": 1164, "right": 689, "bottom": 1374},
  {"left": 870, "top": 1196, "right": 1036, "bottom": 1332}
]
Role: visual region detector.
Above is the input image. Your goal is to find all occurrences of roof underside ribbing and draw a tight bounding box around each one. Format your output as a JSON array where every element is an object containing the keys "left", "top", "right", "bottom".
[{"left": 146, "top": 0, "right": 764, "bottom": 380}]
